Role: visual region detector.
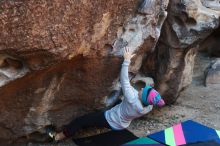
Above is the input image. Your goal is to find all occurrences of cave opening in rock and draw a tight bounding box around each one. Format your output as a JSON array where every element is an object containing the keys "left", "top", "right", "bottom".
[{"left": 199, "top": 25, "right": 220, "bottom": 57}]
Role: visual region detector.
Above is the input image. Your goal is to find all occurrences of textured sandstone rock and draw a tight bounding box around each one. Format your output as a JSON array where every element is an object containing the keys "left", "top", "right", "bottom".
[
  {"left": 0, "top": 53, "right": 29, "bottom": 87},
  {"left": 0, "top": 0, "right": 169, "bottom": 144},
  {"left": 112, "top": 0, "right": 168, "bottom": 73},
  {"left": 143, "top": 0, "right": 220, "bottom": 103},
  {"left": 163, "top": 0, "right": 220, "bottom": 48},
  {"left": 0, "top": 56, "right": 122, "bottom": 143},
  {"left": 131, "top": 74, "right": 155, "bottom": 88},
  {"left": 0, "top": 0, "right": 137, "bottom": 57}
]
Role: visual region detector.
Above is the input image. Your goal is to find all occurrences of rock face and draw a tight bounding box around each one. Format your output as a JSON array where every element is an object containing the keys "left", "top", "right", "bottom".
[
  {"left": 1, "top": 0, "right": 220, "bottom": 144},
  {"left": 143, "top": 0, "right": 220, "bottom": 103},
  {"left": 0, "top": 56, "right": 122, "bottom": 143},
  {"left": 205, "top": 59, "right": 220, "bottom": 87},
  {"left": 0, "top": 53, "right": 29, "bottom": 86},
  {"left": 0, "top": 0, "right": 169, "bottom": 144}
]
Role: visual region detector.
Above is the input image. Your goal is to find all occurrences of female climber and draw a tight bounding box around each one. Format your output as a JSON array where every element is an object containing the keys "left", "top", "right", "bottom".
[{"left": 47, "top": 47, "right": 165, "bottom": 141}]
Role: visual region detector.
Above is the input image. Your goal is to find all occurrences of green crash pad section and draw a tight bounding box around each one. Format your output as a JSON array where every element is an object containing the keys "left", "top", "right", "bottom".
[
  {"left": 126, "top": 137, "right": 160, "bottom": 144},
  {"left": 216, "top": 130, "right": 220, "bottom": 138},
  {"left": 122, "top": 137, "right": 165, "bottom": 146}
]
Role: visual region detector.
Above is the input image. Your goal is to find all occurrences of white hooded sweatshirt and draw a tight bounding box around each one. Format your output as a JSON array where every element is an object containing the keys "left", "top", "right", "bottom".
[{"left": 105, "top": 60, "right": 153, "bottom": 130}]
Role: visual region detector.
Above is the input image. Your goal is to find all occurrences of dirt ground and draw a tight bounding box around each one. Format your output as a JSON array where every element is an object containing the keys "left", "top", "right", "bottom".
[{"left": 129, "top": 52, "right": 220, "bottom": 137}]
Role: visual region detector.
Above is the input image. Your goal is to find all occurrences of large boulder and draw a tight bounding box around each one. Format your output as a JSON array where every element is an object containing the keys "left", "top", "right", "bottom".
[
  {"left": 143, "top": 0, "right": 220, "bottom": 104},
  {"left": 0, "top": 0, "right": 169, "bottom": 144}
]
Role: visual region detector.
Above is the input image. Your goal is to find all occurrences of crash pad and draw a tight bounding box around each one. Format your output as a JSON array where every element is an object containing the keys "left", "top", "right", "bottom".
[
  {"left": 148, "top": 120, "right": 220, "bottom": 146},
  {"left": 122, "top": 137, "right": 165, "bottom": 146}
]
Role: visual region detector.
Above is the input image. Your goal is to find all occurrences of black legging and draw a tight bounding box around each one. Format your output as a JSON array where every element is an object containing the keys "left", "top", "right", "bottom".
[{"left": 62, "top": 111, "right": 111, "bottom": 137}]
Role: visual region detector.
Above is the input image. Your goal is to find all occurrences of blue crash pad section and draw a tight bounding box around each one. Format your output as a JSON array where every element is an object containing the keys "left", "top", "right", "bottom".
[{"left": 148, "top": 120, "right": 220, "bottom": 146}]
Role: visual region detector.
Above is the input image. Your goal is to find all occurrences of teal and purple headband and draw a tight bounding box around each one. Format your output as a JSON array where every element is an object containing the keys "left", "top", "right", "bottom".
[{"left": 141, "top": 85, "right": 165, "bottom": 107}]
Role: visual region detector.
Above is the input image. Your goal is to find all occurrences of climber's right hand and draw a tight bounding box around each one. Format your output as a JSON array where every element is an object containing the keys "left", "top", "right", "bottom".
[{"left": 123, "top": 47, "right": 136, "bottom": 61}]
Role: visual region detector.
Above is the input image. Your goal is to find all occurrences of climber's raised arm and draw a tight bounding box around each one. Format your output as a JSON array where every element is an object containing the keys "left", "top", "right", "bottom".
[{"left": 120, "top": 47, "right": 136, "bottom": 102}]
